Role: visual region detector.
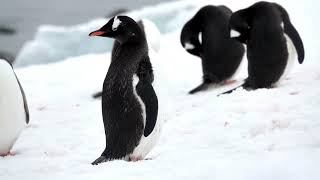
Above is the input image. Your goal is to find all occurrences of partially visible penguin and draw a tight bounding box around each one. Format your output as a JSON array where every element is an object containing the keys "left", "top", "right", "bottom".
[
  {"left": 220, "top": 1, "right": 304, "bottom": 95},
  {"left": 92, "top": 18, "right": 161, "bottom": 98},
  {"left": 0, "top": 58, "right": 29, "bottom": 156},
  {"left": 89, "top": 16, "right": 161, "bottom": 164},
  {"left": 180, "top": 5, "right": 245, "bottom": 94}
]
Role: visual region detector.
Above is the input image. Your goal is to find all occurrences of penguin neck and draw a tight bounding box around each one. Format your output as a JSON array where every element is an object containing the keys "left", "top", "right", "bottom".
[{"left": 105, "top": 40, "right": 147, "bottom": 90}]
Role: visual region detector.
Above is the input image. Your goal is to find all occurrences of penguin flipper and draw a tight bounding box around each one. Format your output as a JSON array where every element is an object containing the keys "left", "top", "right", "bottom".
[
  {"left": 13, "top": 71, "right": 30, "bottom": 124},
  {"left": 275, "top": 4, "right": 305, "bottom": 63},
  {"left": 283, "top": 22, "right": 304, "bottom": 63},
  {"left": 136, "top": 80, "right": 158, "bottom": 137}
]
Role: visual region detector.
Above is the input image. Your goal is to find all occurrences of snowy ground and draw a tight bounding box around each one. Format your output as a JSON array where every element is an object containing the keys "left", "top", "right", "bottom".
[{"left": 1, "top": 0, "right": 320, "bottom": 179}]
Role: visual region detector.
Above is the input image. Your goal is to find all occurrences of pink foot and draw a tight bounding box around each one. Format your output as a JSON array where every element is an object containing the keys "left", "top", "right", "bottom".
[
  {"left": 129, "top": 156, "right": 143, "bottom": 162},
  {"left": 225, "top": 79, "right": 237, "bottom": 85},
  {"left": 0, "top": 152, "right": 15, "bottom": 157}
]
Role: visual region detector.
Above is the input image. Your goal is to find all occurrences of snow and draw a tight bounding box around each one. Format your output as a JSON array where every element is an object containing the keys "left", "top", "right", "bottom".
[{"left": 1, "top": 0, "right": 320, "bottom": 179}]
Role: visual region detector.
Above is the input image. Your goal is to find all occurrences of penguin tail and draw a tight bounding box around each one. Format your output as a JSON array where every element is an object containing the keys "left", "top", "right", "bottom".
[
  {"left": 217, "top": 84, "right": 244, "bottom": 96},
  {"left": 189, "top": 82, "right": 211, "bottom": 94},
  {"left": 92, "top": 91, "right": 102, "bottom": 99},
  {"left": 92, "top": 150, "right": 114, "bottom": 165},
  {"left": 92, "top": 155, "right": 110, "bottom": 165}
]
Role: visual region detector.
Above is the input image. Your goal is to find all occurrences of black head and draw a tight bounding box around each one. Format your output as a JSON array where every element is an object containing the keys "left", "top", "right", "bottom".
[
  {"left": 229, "top": 2, "right": 285, "bottom": 44},
  {"left": 229, "top": 9, "right": 251, "bottom": 44},
  {"left": 89, "top": 16, "right": 144, "bottom": 44},
  {"left": 180, "top": 19, "right": 202, "bottom": 57}
]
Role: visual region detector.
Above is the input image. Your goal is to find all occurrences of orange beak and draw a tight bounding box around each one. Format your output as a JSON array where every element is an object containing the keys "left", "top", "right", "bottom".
[{"left": 89, "top": 30, "right": 106, "bottom": 36}]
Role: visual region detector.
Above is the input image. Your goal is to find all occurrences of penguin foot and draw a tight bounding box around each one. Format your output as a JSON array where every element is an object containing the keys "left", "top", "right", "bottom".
[
  {"left": 92, "top": 156, "right": 109, "bottom": 165},
  {"left": 129, "top": 156, "right": 143, "bottom": 162},
  {"left": 0, "top": 152, "right": 15, "bottom": 157},
  {"left": 224, "top": 79, "right": 237, "bottom": 85}
]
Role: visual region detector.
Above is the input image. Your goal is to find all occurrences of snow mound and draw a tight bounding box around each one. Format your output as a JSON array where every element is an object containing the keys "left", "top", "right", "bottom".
[{"left": 14, "top": 1, "right": 201, "bottom": 67}]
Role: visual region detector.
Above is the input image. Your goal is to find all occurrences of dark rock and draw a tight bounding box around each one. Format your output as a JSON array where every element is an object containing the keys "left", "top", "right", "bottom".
[{"left": 0, "top": 26, "right": 16, "bottom": 35}]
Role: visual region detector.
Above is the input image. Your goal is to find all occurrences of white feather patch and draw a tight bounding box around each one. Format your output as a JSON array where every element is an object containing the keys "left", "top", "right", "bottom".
[
  {"left": 130, "top": 72, "right": 162, "bottom": 160},
  {"left": 230, "top": 29, "right": 241, "bottom": 38},
  {"left": 198, "top": 32, "right": 202, "bottom": 44},
  {"left": 281, "top": 22, "right": 284, "bottom": 30},
  {"left": 132, "top": 75, "right": 146, "bottom": 125},
  {"left": 184, "top": 42, "right": 195, "bottom": 50},
  {"left": 112, "top": 16, "right": 121, "bottom": 31},
  {"left": 274, "top": 34, "right": 297, "bottom": 86}
]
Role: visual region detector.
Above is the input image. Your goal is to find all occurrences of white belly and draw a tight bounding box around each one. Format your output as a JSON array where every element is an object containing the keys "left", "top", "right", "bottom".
[
  {"left": 0, "top": 60, "right": 26, "bottom": 154},
  {"left": 130, "top": 120, "right": 161, "bottom": 159},
  {"left": 274, "top": 34, "right": 297, "bottom": 86},
  {"left": 130, "top": 74, "right": 162, "bottom": 160}
]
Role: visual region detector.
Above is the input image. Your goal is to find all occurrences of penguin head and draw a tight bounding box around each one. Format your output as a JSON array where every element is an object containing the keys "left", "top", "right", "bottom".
[
  {"left": 89, "top": 16, "right": 143, "bottom": 44},
  {"left": 229, "top": 9, "right": 250, "bottom": 44}
]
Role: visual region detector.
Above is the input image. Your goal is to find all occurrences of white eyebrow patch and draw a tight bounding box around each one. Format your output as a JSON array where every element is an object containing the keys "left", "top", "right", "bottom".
[
  {"left": 112, "top": 16, "right": 121, "bottom": 31},
  {"left": 230, "top": 29, "right": 241, "bottom": 38},
  {"left": 184, "top": 42, "right": 195, "bottom": 50},
  {"left": 280, "top": 22, "right": 284, "bottom": 29}
]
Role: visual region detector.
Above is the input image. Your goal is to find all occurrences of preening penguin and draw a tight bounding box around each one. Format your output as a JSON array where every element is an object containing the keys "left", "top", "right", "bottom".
[
  {"left": 89, "top": 16, "right": 160, "bottom": 164},
  {"left": 0, "top": 59, "right": 29, "bottom": 156},
  {"left": 220, "top": 1, "right": 304, "bottom": 95},
  {"left": 180, "top": 5, "right": 245, "bottom": 94}
]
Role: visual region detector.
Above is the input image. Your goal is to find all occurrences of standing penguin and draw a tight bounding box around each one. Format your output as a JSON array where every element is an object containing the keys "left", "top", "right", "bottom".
[
  {"left": 221, "top": 1, "right": 304, "bottom": 94},
  {"left": 180, "top": 5, "right": 245, "bottom": 94},
  {"left": 0, "top": 59, "right": 29, "bottom": 156},
  {"left": 92, "top": 18, "right": 161, "bottom": 99},
  {"left": 89, "top": 16, "right": 160, "bottom": 164}
]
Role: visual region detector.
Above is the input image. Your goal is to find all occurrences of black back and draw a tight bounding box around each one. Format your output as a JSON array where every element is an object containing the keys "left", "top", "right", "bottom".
[
  {"left": 229, "top": 1, "right": 304, "bottom": 90},
  {"left": 180, "top": 5, "right": 245, "bottom": 93}
]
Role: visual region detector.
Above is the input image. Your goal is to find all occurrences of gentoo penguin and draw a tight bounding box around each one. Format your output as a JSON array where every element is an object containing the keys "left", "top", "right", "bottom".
[
  {"left": 0, "top": 59, "right": 29, "bottom": 156},
  {"left": 180, "top": 5, "right": 245, "bottom": 94},
  {"left": 89, "top": 16, "right": 160, "bottom": 164},
  {"left": 92, "top": 18, "right": 161, "bottom": 98},
  {"left": 220, "top": 1, "right": 304, "bottom": 94}
]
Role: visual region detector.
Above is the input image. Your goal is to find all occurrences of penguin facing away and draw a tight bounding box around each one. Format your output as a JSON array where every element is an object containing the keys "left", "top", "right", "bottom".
[
  {"left": 89, "top": 16, "right": 160, "bottom": 164},
  {"left": 0, "top": 59, "right": 29, "bottom": 156},
  {"left": 180, "top": 5, "right": 245, "bottom": 94},
  {"left": 220, "top": 1, "right": 304, "bottom": 95}
]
